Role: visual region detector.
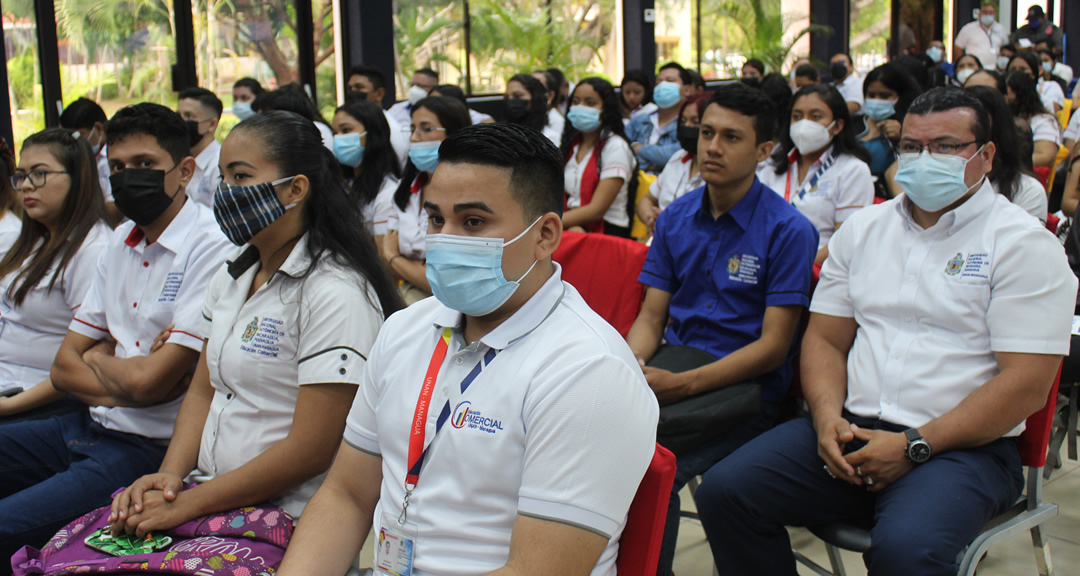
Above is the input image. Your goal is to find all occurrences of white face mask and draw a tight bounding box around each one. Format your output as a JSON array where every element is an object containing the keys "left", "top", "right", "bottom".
[
  {"left": 956, "top": 68, "right": 976, "bottom": 85},
  {"left": 789, "top": 119, "right": 836, "bottom": 155},
  {"left": 408, "top": 84, "right": 429, "bottom": 106}
]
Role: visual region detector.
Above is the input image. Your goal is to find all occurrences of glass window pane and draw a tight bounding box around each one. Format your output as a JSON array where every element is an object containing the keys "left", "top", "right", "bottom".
[
  {"left": 55, "top": 0, "right": 176, "bottom": 125},
  {"left": 700, "top": 0, "right": 814, "bottom": 80},
  {"left": 192, "top": 0, "right": 301, "bottom": 125},
  {"left": 4, "top": 2, "right": 43, "bottom": 150},
  {"left": 654, "top": 0, "right": 696, "bottom": 73},
  {"left": 314, "top": 0, "right": 337, "bottom": 120},
  {"left": 851, "top": 0, "right": 890, "bottom": 74},
  {"left": 394, "top": 0, "right": 465, "bottom": 99}
]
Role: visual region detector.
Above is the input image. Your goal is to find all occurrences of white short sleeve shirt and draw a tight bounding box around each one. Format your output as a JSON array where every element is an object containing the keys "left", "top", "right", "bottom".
[
  {"left": 1063, "top": 110, "right": 1080, "bottom": 143},
  {"left": 995, "top": 174, "right": 1047, "bottom": 223},
  {"left": 543, "top": 108, "right": 565, "bottom": 145},
  {"left": 70, "top": 200, "right": 233, "bottom": 439},
  {"left": 564, "top": 136, "right": 635, "bottom": 228},
  {"left": 344, "top": 264, "right": 659, "bottom": 576},
  {"left": 1038, "top": 79, "right": 1066, "bottom": 112},
  {"left": 193, "top": 235, "right": 384, "bottom": 517},
  {"left": 1030, "top": 113, "right": 1062, "bottom": 145},
  {"left": 836, "top": 74, "right": 865, "bottom": 112},
  {"left": 187, "top": 140, "right": 222, "bottom": 208},
  {"left": 385, "top": 111, "right": 411, "bottom": 172},
  {"left": 0, "top": 211, "right": 22, "bottom": 263},
  {"left": 649, "top": 150, "right": 704, "bottom": 210},
  {"left": 386, "top": 175, "right": 429, "bottom": 260},
  {"left": 362, "top": 174, "right": 400, "bottom": 237},
  {"left": 0, "top": 223, "right": 110, "bottom": 392},
  {"left": 953, "top": 22, "right": 1010, "bottom": 69},
  {"left": 811, "top": 182, "right": 1077, "bottom": 435},
  {"left": 757, "top": 147, "right": 875, "bottom": 249},
  {"left": 96, "top": 147, "right": 113, "bottom": 203}
]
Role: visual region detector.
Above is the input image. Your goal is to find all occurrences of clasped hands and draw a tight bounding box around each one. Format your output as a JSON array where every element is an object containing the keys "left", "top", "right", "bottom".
[{"left": 816, "top": 416, "right": 913, "bottom": 493}]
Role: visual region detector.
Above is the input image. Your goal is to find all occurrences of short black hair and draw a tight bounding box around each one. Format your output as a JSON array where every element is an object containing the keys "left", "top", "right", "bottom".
[
  {"left": 438, "top": 123, "right": 564, "bottom": 220},
  {"left": 906, "top": 87, "right": 991, "bottom": 145},
  {"left": 59, "top": 98, "right": 107, "bottom": 130},
  {"left": 105, "top": 102, "right": 191, "bottom": 163},
  {"left": 178, "top": 87, "right": 223, "bottom": 118},
  {"left": 687, "top": 69, "right": 706, "bottom": 90},
  {"left": 659, "top": 62, "right": 693, "bottom": 86},
  {"left": 706, "top": 83, "right": 775, "bottom": 144},
  {"left": 415, "top": 67, "right": 439, "bottom": 82},
  {"left": 795, "top": 64, "right": 820, "bottom": 81},
  {"left": 348, "top": 65, "right": 386, "bottom": 91},
  {"left": 233, "top": 77, "right": 264, "bottom": 95},
  {"left": 743, "top": 58, "right": 766, "bottom": 74},
  {"left": 431, "top": 84, "right": 467, "bottom": 105}
]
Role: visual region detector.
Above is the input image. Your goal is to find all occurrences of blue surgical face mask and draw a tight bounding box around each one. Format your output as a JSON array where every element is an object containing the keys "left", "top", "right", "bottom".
[
  {"left": 233, "top": 101, "right": 255, "bottom": 120},
  {"left": 409, "top": 140, "right": 441, "bottom": 173},
  {"left": 333, "top": 132, "right": 366, "bottom": 167},
  {"left": 863, "top": 98, "right": 896, "bottom": 122},
  {"left": 980, "top": 14, "right": 996, "bottom": 27},
  {"left": 653, "top": 81, "right": 683, "bottom": 109},
  {"left": 894, "top": 147, "right": 985, "bottom": 212},
  {"left": 1042, "top": 61, "right": 1054, "bottom": 75},
  {"left": 926, "top": 46, "right": 944, "bottom": 63},
  {"left": 567, "top": 105, "right": 602, "bottom": 133},
  {"left": 425, "top": 216, "right": 543, "bottom": 316}
]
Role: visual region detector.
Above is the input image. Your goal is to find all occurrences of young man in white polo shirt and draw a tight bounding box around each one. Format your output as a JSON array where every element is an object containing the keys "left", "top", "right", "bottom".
[
  {"left": 0, "top": 103, "right": 231, "bottom": 562},
  {"left": 278, "top": 123, "right": 659, "bottom": 576},
  {"left": 696, "top": 88, "right": 1077, "bottom": 575},
  {"left": 177, "top": 87, "right": 223, "bottom": 208}
]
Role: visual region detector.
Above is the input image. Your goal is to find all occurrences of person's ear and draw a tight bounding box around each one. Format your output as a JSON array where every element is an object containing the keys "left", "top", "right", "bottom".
[
  {"left": 831, "top": 118, "right": 844, "bottom": 136},
  {"left": 756, "top": 139, "right": 775, "bottom": 163},
  {"left": 536, "top": 212, "right": 563, "bottom": 261},
  {"left": 283, "top": 174, "right": 311, "bottom": 206},
  {"left": 177, "top": 156, "right": 197, "bottom": 188},
  {"left": 980, "top": 141, "right": 997, "bottom": 175},
  {"left": 372, "top": 87, "right": 386, "bottom": 104}
]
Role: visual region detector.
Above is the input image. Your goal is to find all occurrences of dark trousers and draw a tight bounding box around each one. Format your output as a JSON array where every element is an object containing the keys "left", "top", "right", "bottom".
[
  {"left": 694, "top": 417, "right": 1023, "bottom": 576},
  {"left": 655, "top": 401, "right": 779, "bottom": 576},
  {"left": 0, "top": 411, "right": 167, "bottom": 575}
]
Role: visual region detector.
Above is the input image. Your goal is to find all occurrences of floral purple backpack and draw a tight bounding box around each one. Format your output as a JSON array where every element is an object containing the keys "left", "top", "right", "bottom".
[{"left": 11, "top": 492, "right": 293, "bottom": 576}]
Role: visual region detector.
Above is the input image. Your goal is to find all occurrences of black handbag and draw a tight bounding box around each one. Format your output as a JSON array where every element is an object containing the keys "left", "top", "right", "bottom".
[{"left": 649, "top": 345, "right": 762, "bottom": 456}]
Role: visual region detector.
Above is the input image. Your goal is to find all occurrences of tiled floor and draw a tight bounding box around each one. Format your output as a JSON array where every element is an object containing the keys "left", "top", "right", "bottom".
[{"left": 673, "top": 453, "right": 1080, "bottom": 576}]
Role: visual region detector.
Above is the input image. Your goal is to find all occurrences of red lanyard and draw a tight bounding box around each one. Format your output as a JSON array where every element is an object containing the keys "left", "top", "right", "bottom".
[
  {"left": 406, "top": 328, "right": 451, "bottom": 488},
  {"left": 784, "top": 168, "right": 793, "bottom": 202}
]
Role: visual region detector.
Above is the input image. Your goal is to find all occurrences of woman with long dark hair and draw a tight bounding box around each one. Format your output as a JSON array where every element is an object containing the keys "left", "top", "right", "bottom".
[
  {"left": 331, "top": 98, "right": 400, "bottom": 244},
  {"left": 108, "top": 110, "right": 403, "bottom": 537},
  {"left": 620, "top": 70, "right": 655, "bottom": 121},
  {"left": 966, "top": 85, "right": 1047, "bottom": 222},
  {"left": 561, "top": 77, "right": 638, "bottom": 237},
  {"left": 0, "top": 129, "right": 109, "bottom": 420},
  {"left": 1005, "top": 70, "right": 1060, "bottom": 168},
  {"left": 1008, "top": 51, "right": 1064, "bottom": 113},
  {"left": 504, "top": 74, "right": 556, "bottom": 143},
  {"left": 860, "top": 63, "right": 922, "bottom": 186},
  {"left": 761, "top": 84, "right": 873, "bottom": 264},
  {"left": 382, "top": 96, "right": 471, "bottom": 304}
]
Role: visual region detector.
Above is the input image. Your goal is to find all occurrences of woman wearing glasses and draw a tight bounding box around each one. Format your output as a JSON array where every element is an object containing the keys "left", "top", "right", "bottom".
[
  {"left": 0, "top": 129, "right": 109, "bottom": 421},
  {"left": 382, "top": 96, "right": 472, "bottom": 305}
]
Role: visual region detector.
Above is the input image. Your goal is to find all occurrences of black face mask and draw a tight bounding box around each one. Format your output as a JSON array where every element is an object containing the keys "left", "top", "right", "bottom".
[
  {"left": 185, "top": 120, "right": 205, "bottom": 148},
  {"left": 677, "top": 126, "right": 700, "bottom": 154},
  {"left": 740, "top": 77, "right": 761, "bottom": 89},
  {"left": 505, "top": 98, "right": 531, "bottom": 123},
  {"left": 109, "top": 167, "right": 181, "bottom": 227},
  {"left": 830, "top": 62, "right": 848, "bottom": 81}
]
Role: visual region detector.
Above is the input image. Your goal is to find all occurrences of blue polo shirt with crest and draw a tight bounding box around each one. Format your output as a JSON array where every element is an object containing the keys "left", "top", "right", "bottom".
[{"left": 640, "top": 177, "right": 819, "bottom": 402}]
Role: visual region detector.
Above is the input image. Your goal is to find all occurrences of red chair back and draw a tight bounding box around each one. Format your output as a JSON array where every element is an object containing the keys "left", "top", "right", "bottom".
[
  {"left": 616, "top": 443, "right": 677, "bottom": 576},
  {"left": 1017, "top": 364, "right": 1062, "bottom": 468},
  {"left": 1046, "top": 213, "right": 1060, "bottom": 235},
  {"left": 552, "top": 231, "right": 649, "bottom": 336}
]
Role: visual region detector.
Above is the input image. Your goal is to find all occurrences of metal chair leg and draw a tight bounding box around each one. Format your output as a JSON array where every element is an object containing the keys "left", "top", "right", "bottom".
[
  {"left": 1031, "top": 524, "right": 1055, "bottom": 576},
  {"left": 1067, "top": 385, "right": 1078, "bottom": 461},
  {"left": 824, "top": 543, "right": 848, "bottom": 576}
]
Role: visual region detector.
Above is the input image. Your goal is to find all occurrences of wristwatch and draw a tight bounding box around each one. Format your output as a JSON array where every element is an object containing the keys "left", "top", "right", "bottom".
[{"left": 904, "top": 428, "right": 933, "bottom": 464}]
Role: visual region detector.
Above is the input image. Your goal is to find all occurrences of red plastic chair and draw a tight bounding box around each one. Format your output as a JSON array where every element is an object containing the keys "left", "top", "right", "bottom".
[
  {"left": 796, "top": 364, "right": 1063, "bottom": 576},
  {"left": 552, "top": 231, "right": 649, "bottom": 337},
  {"left": 1046, "top": 212, "right": 1060, "bottom": 235},
  {"left": 616, "top": 443, "right": 677, "bottom": 576}
]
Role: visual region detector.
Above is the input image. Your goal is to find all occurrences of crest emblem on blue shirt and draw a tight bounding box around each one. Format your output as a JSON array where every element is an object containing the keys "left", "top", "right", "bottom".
[
  {"left": 945, "top": 253, "right": 964, "bottom": 276},
  {"left": 241, "top": 316, "right": 259, "bottom": 343},
  {"left": 727, "top": 254, "right": 742, "bottom": 274}
]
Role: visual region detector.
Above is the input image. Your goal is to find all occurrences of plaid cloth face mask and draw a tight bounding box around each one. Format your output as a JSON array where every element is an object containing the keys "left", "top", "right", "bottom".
[{"left": 213, "top": 176, "right": 297, "bottom": 246}]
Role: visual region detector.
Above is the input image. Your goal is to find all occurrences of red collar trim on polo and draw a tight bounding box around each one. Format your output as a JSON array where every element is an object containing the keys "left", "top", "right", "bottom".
[
  {"left": 410, "top": 173, "right": 428, "bottom": 195},
  {"left": 124, "top": 227, "right": 155, "bottom": 247},
  {"left": 681, "top": 152, "right": 694, "bottom": 164}
]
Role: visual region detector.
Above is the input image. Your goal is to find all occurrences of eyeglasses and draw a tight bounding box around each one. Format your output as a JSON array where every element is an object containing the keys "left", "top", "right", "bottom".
[
  {"left": 10, "top": 170, "right": 68, "bottom": 189},
  {"left": 897, "top": 141, "right": 979, "bottom": 155},
  {"left": 411, "top": 124, "right": 447, "bottom": 136}
]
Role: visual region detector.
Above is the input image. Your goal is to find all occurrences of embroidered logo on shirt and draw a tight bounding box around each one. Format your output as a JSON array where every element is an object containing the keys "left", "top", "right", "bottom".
[
  {"left": 239, "top": 316, "right": 285, "bottom": 358},
  {"left": 158, "top": 272, "right": 183, "bottom": 302},
  {"left": 960, "top": 252, "right": 990, "bottom": 279},
  {"left": 727, "top": 254, "right": 761, "bottom": 285},
  {"left": 945, "top": 253, "right": 964, "bottom": 276},
  {"left": 451, "top": 401, "right": 503, "bottom": 433}
]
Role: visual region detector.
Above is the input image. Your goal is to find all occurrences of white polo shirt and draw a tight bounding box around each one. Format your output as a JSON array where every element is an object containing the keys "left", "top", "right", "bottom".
[
  {"left": 362, "top": 174, "right": 400, "bottom": 237},
  {"left": 954, "top": 21, "right": 1009, "bottom": 69},
  {"left": 995, "top": 174, "right": 1047, "bottom": 223},
  {"left": 192, "top": 234, "right": 384, "bottom": 517},
  {"left": 564, "top": 136, "right": 635, "bottom": 228},
  {"left": 344, "top": 264, "right": 658, "bottom": 576},
  {"left": 386, "top": 175, "right": 429, "bottom": 260},
  {"left": 96, "top": 146, "right": 113, "bottom": 203},
  {"left": 835, "top": 73, "right": 865, "bottom": 113},
  {"left": 388, "top": 101, "right": 412, "bottom": 130},
  {"left": 1030, "top": 113, "right": 1062, "bottom": 145},
  {"left": 543, "top": 108, "right": 565, "bottom": 145},
  {"left": 385, "top": 112, "right": 410, "bottom": 172},
  {"left": 70, "top": 199, "right": 232, "bottom": 439},
  {"left": 811, "top": 182, "right": 1076, "bottom": 435},
  {"left": 1063, "top": 110, "right": 1080, "bottom": 143},
  {"left": 649, "top": 150, "right": 703, "bottom": 210},
  {"left": 0, "top": 211, "right": 21, "bottom": 262},
  {"left": 757, "top": 147, "right": 875, "bottom": 249},
  {"left": 469, "top": 109, "right": 494, "bottom": 125},
  {"left": 187, "top": 140, "right": 222, "bottom": 208},
  {"left": 0, "top": 223, "right": 110, "bottom": 392},
  {"left": 1038, "top": 79, "right": 1065, "bottom": 113}
]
